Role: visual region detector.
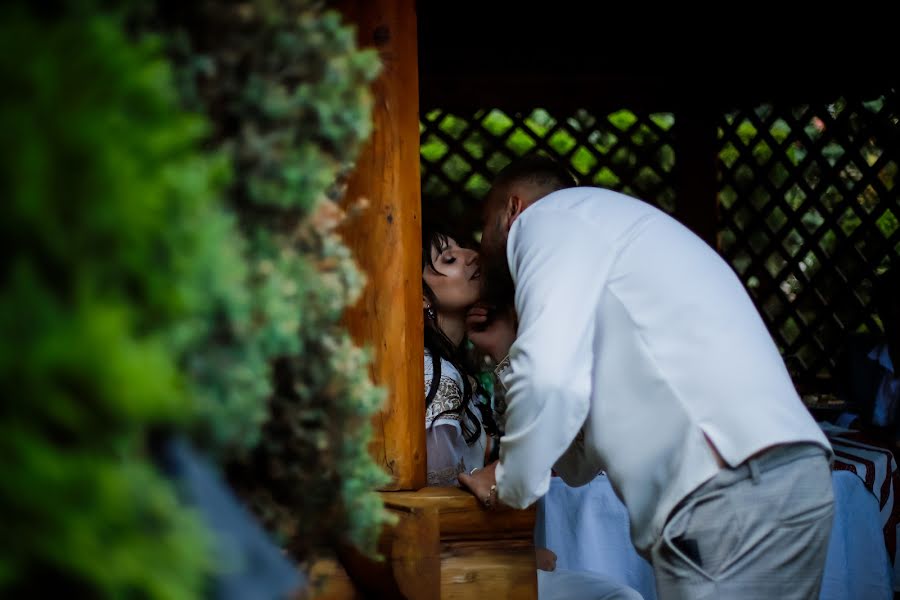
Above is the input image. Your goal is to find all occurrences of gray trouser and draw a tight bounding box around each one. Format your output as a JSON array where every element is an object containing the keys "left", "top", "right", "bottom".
[{"left": 650, "top": 443, "right": 834, "bottom": 600}]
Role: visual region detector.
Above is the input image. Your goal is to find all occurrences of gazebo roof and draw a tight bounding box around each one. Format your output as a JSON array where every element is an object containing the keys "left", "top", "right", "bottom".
[{"left": 417, "top": 4, "right": 897, "bottom": 111}]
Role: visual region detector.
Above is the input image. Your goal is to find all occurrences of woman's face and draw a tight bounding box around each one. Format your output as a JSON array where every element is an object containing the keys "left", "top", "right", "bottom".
[{"left": 424, "top": 235, "right": 481, "bottom": 314}]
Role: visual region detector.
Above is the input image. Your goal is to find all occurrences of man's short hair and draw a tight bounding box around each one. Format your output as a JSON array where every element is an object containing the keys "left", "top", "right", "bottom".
[{"left": 492, "top": 154, "right": 578, "bottom": 194}]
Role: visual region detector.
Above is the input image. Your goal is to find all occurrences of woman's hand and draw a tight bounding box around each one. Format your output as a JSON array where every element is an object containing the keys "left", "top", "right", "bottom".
[
  {"left": 466, "top": 303, "right": 517, "bottom": 363},
  {"left": 457, "top": 460, "right": 502, "bottom": 509}
]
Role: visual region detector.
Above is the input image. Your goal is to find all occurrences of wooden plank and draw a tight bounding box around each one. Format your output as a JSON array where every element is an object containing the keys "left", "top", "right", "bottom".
[
  {"left": 307, "top": 558, "right": 361, "bottom": 600},
  {"left": 381, "top": 488, "right": 537, "bottom": 598},
  {"left": 339, "top": 489, "right": 537, "bottom": 598},
  {"left": 421, "top": 73, "right": 674, "bottom": 114},
  {"left": 337, "top": 0, "right": 425, "bottom": 490},
  {"left": 673, "top": 106, "right": 719, "bottom": 249},
  {"left": 338, "top": 501, "right": 441, "bottom": 600},
  {"left": 441, "top": 539, "right": 537, "bottom": 600},
  {"left": 383, "top": 487, "right": 536, "bottom": 540}
]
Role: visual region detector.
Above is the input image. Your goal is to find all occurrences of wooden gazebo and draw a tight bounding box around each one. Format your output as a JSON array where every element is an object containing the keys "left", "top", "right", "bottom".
[{"left": 327, "top": 3, "right": 899, "bottom": 597}]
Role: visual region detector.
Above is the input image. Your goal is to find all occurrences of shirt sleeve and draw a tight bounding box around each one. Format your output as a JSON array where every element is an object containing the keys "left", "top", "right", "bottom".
[
  {"left": 424, "top": 353, "right": 479, "bottom": 486},
  {"left": 426, "top": 422, "right": 468, "bottom": 486},
  {"left": 495, "top": 207, "right": 616, "bottom": 508}
]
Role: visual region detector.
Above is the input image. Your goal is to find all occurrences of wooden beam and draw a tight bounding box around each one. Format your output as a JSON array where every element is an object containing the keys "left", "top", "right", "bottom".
[
  {"left": 673, "top": 107, "right": 720, "bottom": 249},
  {"left": 338, "top": 498, "right": 441, "bottom": 599},
  {"left": 420, "top": 73, "right": 675, "bottom": 114},
  {"left": 339, "top": 488, "right": 537, "bottom": 599},
  {"left": 337, "top": 0, "right": 425, "bottom": 490}
]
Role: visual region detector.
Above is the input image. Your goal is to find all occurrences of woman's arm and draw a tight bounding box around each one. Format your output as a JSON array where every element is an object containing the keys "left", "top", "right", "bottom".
[{"left": 426, "top": 423, "right": 470, "bottom": 486}]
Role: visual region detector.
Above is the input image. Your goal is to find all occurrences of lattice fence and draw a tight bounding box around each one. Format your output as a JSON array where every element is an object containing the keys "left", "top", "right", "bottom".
[
  {"left": 420, "top": 107, "right": 677, "bottom": 230},
  {"left": 719, "top": 94, "right": 899, "bottom": 381},
  {"left": 421, "top": 94, "right": 900, "bottom": 383}
]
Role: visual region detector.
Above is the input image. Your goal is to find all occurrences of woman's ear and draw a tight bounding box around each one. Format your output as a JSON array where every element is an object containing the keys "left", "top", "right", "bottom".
[{"left": 423, "top": 296, "right": 437, "bottom": 322}]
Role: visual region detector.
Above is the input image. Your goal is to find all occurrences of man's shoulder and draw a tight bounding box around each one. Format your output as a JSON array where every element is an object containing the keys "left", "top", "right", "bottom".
[
  {"left": 512, "top": 187, "right": 660, "bottom": 252},
  {"left": 523, "top": 187, "right": 659, "bottom": 227},
  {"left": 533, "top": 186, "right": 636, "bottom": 210}
]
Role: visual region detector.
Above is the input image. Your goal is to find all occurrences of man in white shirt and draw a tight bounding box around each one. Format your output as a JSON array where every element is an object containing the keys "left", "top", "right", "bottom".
[{"left": 459, "top": 156, "right": 834, "bottom": 599}]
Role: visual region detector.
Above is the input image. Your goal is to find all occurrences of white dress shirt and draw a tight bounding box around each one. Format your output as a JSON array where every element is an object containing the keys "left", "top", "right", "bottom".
[{"left": 495, "top": 187, "right": 831, "bottom": 552}]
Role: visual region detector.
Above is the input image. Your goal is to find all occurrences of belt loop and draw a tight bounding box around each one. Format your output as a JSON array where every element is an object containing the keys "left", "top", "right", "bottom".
[{"left": 748, "top": 458, "right": 761, "bottom": 484}]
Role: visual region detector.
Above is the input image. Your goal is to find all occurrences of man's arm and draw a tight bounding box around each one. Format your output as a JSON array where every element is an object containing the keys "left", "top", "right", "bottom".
[{"left": 495, "top": 208, "right": 615, "bottom": 508}]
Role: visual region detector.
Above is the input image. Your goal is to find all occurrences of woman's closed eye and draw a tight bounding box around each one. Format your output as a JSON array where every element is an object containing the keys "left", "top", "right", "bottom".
[{"left": 438, "top": 248, "right": 456, "bottom": 264}]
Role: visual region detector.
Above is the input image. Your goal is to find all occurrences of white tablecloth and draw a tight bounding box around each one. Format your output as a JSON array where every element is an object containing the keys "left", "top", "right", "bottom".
[
  {"left": 535, "top": 476, "right": 657, "bottom": 600},
  {"left": 822, "top": 471, "right": 893, "bottom": 599},
  {"left": 535, "top": 472, "right": 892, "bottom": 600},
  {"left": 824, "top": 424, "right": 900, "bottom": 590}
]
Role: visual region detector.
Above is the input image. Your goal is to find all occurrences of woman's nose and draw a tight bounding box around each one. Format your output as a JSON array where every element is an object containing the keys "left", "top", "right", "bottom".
[{"left": 463, "top": 250, "right": 478, "bottom": 265}]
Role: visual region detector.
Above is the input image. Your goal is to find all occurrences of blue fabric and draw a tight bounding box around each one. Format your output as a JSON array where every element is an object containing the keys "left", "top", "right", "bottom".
[
  {"left": 535, "top": 472, "right": 891, "bottom": 600},
  {"left": 820, "top": 471, "right": 893, "bottom": 600},
  {"left": 536, "top": 475, "right": 657, "bottom": 600},
  {"left": 868, "top": 344, "right": 899, "bottom": 427},
  {"left": 835, "top": 334, "right": 889, "bottom": 430},
  {"left": 155, "top": 437, "right": 302, "bottom": 600}
]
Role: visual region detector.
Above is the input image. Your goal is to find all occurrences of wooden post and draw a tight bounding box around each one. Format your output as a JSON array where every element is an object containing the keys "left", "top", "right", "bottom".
[
  {"left": 337, "top": 0, "right": 425, "bottom": 491},
  {"left": 674, "top": 107, "right": 720, "bottom": 249}
]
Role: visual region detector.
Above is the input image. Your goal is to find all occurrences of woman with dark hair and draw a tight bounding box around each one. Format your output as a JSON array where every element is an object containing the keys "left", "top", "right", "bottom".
[{"left": 421, "top": 227, "right": 500, "bottom": 486}]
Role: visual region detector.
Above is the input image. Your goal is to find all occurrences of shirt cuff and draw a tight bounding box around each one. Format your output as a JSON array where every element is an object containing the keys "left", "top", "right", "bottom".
[
  {"left": 495, "top": 457, "right": 550, "bottom": 509},
  {"left": 494, "top": 355, "right": 512, "bottom": 391}
]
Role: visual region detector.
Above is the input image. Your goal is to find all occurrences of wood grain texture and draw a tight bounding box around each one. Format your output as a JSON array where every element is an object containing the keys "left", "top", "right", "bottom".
[
  {"left": 383, "top": 487, "right": 536, "bottom": 540},
  {"left": 340, "top": 488, "right": 538, "bottom": 599},
  {"left": 306, "top": 558, "right": 360, "bottom": 600},
  {"left": 440, "top": 539, "right": 537, "bottom": 600},
  {"left": 337, "top": 498, "right": 440, "bottom": 599},
  {"left": 336, "top": 0, "right": 425, "bottom": 491}
]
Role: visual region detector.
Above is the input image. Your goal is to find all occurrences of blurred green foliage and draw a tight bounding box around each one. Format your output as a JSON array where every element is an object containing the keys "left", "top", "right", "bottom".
[
  {"left": 154, "top": 0, "right": 391, "bottom": 561},
  {"left": 1, "top": 0, "right": 391, "bottom": 595},
  {"left": 0, "top": 3, "right": 225, "bottom": 596}
]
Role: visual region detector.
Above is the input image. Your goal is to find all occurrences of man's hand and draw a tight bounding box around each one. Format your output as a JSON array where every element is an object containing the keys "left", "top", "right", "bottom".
[
  {"left": 457, "top": 460, "right": 503, "bottom": 509},
  {"left": 466, "top": 303, "right": 517, "bottom": 363}
]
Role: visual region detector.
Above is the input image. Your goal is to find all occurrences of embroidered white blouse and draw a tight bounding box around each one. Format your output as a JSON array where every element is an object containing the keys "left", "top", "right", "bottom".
[{"left": 424, "top": 349, "right": 491, "bottom": 486}]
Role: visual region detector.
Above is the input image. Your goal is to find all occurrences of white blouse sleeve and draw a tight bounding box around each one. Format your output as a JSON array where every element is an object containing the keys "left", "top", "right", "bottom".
[
  {"left": 426, "top": 423, "right": 467, "bottom": 486},
  {"left": 424, "top": 351, "right": 485, "bottom": 486}
]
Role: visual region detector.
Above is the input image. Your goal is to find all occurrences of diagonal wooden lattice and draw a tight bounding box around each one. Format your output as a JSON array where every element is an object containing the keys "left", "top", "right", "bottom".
[
  {"left": 718, "top": 94, "right": 900, "bottom": 381},
  {"left": 420, "top": 108, "right": 677, "bottom": 230},
  {"left": 420, "top": 96, "right": 900, "bottom": 385}
]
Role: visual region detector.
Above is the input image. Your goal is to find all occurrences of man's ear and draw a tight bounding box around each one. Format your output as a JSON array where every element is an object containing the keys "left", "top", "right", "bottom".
[{"left": 506, "top": 194, "right": 525, "bottom": 230}]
